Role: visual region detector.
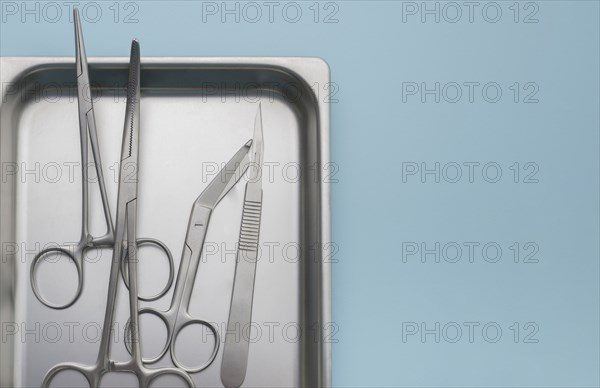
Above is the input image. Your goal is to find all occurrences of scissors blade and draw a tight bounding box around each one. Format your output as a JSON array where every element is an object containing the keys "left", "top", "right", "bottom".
[
  {"left": 196, "top": 140, "right": 253, "bottom": 209},
  {"left": 121, "top": 39, "right": 141, "bottom": 163},
  {"left": 217, "top": 104, "right": 264, "bottom": 202},
  {"left": 74, "top": 9, "right": 87, "bottom": 80}
]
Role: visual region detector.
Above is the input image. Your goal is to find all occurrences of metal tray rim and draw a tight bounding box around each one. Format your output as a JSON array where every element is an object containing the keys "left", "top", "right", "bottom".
[{"left": 0, "top": 56, "right": 331, "bottom": 388}]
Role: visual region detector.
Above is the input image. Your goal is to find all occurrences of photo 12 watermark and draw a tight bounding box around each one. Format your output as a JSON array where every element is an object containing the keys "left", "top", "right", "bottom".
[
  {"left": 401, "top": 161, "right": 540, "bottom": 184},
  {"left": 198, "top": 1, "right": 340, "bottom": 24},
  {"left": 1, "top": 1, "right": 141, "bottom": 24},
  {"left": 400, "top": 1, "right": 540, "bottom": 24},
  {"left": 401, "top": 82, "right": 540, "bottom": 104},
  {"left": 401, "top": 241, "right": 540, "bottom": 264},
  {"left": 402, "top": 321, "right": 540, "bottom": 344}
]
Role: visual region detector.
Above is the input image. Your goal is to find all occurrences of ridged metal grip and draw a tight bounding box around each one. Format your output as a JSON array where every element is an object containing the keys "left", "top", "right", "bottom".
[{"left": 238, "top": 199, "right": 262, "bottom": 252}]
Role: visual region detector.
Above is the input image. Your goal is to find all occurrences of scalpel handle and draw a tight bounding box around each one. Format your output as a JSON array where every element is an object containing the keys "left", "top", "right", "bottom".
[{"left": 221, "top": 184, "right": 262, "bottom": 388}]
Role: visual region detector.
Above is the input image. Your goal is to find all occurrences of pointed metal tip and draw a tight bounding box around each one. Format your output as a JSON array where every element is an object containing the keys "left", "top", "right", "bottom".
[
  {"left": 74, "top": 7, "right": 82, "bottom": 39},
  {"left": 253, "top": 104, "right": 263, "bottom": 140},
  {"left": 256, "top": 102, "right": 262, "bottom": 121},
  {"left": 73, "top": 8, "right": 85, "bottom": 77},
  {"left": 210, "top": 141, "right": 255, "bottom": 207},
  {"left": 256, "top": 102, "right": 263, "bottom": 118},
  {"left": 123, "top": 41, "right": 141, "bottom": 161},
  {"left": 129, "top": 39, "right": 141, "bottom": 67},
  {"left": 126, "top": 40, "right": 140, "bottom": 97},
  {"left": 249, "top": 103, "right": 264, "bottom": 167}
]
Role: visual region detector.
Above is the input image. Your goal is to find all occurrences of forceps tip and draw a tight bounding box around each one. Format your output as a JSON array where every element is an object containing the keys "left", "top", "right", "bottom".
[
  {"left": 73, "top": 7, "right": 86, "bottom": 77},
  {"left": 129, "top": 39, "right": 141, "bottom": 60},
  {"left": 73, "top": 8, "right": 82, "bottom": 40}
]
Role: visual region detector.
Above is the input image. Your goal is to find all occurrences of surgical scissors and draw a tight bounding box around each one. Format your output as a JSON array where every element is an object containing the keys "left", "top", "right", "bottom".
[
  {"left": 124, "top": 139, "right": 252, "bottom": 373},
  {"left": 221, "top": 104, "right": 264, "bottom": 388},
  {"left": 41, "top": 38, "right": 195, "bottom": 388},
  {"left": 30, "top": 9, "right": 174, "bottom": 309}
]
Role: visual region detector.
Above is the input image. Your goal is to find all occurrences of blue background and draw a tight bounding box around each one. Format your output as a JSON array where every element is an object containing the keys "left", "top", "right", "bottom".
[{"left": 2, "top": 1, "right": 599, "bottom": 386}]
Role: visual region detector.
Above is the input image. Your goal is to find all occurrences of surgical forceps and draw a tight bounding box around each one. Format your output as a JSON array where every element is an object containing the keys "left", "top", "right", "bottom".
[
  {"left": 41, "top": 38, "right": 195, "bottom": 388},
  {"left": 125, "top": 140, "right": 253, "bottom": 373},
  {"left": 221, "top": 105, "right": 265, "bottom": 388},
  {"left": 30, "top": 9, "right": 174, "bottom": 309}
]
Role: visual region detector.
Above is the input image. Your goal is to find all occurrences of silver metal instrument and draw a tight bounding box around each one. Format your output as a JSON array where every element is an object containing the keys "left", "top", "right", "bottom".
[
  {"left": 221, "top": 104, "right": 265, "bottom": 388},
  {"left": 125, "top": 140, "right": 252, "bottom": 373},
  {"left": 2, "top": 53, "right": 332, "bottom": 388},
  {"left": 41, "top": 36, "right": 196, "bottom": 388},
  {"left": 29, "top": 9, "right": 174, "bottom": 310}
]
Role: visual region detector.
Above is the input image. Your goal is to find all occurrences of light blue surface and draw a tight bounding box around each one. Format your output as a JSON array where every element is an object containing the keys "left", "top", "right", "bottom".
[{"left": 1, "top": 1, "right": 599, "bottom": 386}]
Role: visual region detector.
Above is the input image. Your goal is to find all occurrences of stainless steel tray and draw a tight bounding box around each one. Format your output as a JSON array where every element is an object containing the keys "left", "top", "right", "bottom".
[{"left": 0, "top": 57, "right": 331, "bottom": 387}]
